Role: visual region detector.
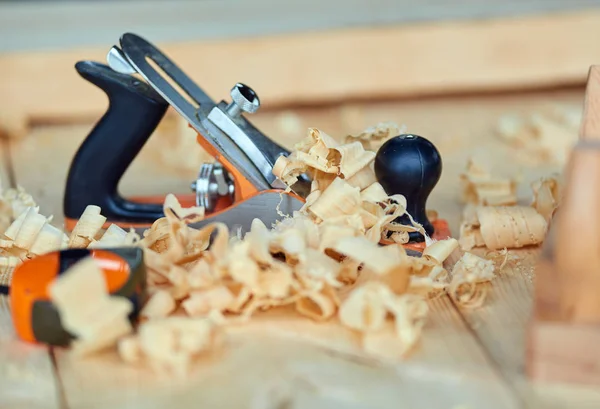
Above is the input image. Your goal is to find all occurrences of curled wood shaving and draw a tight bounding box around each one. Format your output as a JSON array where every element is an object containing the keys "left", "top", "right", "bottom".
[
  {"left": 0, "top": 202, "right": 141, "bottom": 281},
  {"left": 408, "top": 265, "right": 449, "bottom": 296},
  {"left": 49, "top": 257, "right": 133, "bottom": 356},
  {"left": 422, "top": 238, "right": 459, "bottom": 264},
  {"left": 449, "top": 252, "right": 496, "bottom": 308},
  {"left": 459, "top": 206, "right": 547, "bottom": 251},
  {"left": 69, "top": 205, "right": 106, "bottom": 248},
  {"left": 459, "top": 174, "right": 560, "bottom": 251},
  {"left": 89, "top": 224, "right": 139, "bottom": 249},
  {"left": 459, "top": 157, "right": 517, "bottom": 206},
  {"left": 344, "top": 121, "right": 406, "bottom": 151},
  {"left": 387, "top": 293, "right": 429, "bottom": 353},
  {"left": 307, "top": 177, "right": 362, "bottom": 221},
  {"left": 163, "top": 193, "right": 205, "bottom": 224},
  {"left": 122, "top": 317, "right": 219, "bottom": 378},
  {"left": 339, "top": 281, "right": 394, "bottom": 332},
  {"left": 339, "top": 282, "right": 429, "bottom": 357},
  {"left": 141, "top": 289, "right": 177, "bottom": 319},
  {"left": 531, "top": 176, "right": 561, "bottom": 223},
  {"left": 0, "top": 185, "right": 37, "bottom": 232}
]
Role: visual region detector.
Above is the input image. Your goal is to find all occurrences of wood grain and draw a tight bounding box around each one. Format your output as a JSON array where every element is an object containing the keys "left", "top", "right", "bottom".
[
  {"left": 455, "top": 250, "right": 539, "bottom": 393},
  {"left": 580, "top": 66, "right": 600, "bottom": 139},
  {"left": 54, "top": 298, "right": 517, "bottom": 409},
  {"left": 2, "top": 9, "right": 600, "bottom": 138},
  {"left": 0, "top": 140, "right": 61, "bottom": 409}
]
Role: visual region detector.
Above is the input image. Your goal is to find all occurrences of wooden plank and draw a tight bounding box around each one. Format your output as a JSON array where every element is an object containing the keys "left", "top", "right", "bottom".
[
  {"left": 554, "top": 145, "right": 600, "bottom": 322},
  {"left": 455, "top": 250, "right": 538, "bottom": 387},
  {"left": 3, "top": 9, "right": 600, "bottom": 138},
  {"left": 2, "top": 0, "right": 600, "bottom": 53},
  {"left": 580, "top": 66, "right": 600, "bottom": 139},
  {"left": 54, "top": 298, "right": 517, "bottom": 409},
  {"left": 526, "top": 67, "right": 600, "bottom": 387},
  {"left": 0, "top": 139, "right": 61, "bottom": 409}
]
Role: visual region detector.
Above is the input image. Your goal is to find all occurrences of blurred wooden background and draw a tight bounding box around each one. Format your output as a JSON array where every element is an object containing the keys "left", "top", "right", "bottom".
[
  {"left": 3, "top": 0, "right": 600, "bottom": 134},
  {"left": 2, "top": 0, "right": 600, "bottom": 53}
]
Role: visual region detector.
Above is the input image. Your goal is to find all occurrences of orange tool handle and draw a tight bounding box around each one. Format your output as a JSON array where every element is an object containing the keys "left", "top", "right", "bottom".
[{"left": 10, "top": 248, "right": 146, "bottom": 346}]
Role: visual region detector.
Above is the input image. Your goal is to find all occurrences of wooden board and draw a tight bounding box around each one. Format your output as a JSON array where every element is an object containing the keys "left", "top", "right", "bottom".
[
  {"left": 457, "top": 249, "right": 538, "bottom": 392},
  {"left": 0, "top": 139, "right": 62, "bottom": 409},
  {"left": 526, "top": 66, "right": 600, "bottom": 387},
  {"left": 52, "top": 299, "right": 517, "bottom": 409},
  {"left": 5, "top": 87, "right": 600, "bottom": 408},
  {"left": 4, "top": 9, "right": 600, "bottom": 139}
]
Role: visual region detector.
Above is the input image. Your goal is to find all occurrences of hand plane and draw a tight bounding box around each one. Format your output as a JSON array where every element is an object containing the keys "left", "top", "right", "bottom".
[{"left": 63, "top": 33, "right": 450, "bottom": 251}]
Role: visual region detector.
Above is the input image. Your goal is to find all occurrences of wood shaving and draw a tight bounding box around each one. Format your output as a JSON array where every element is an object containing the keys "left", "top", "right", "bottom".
[
  {"left": 449, "top": 252, "right": 496, "bottom": 308},
  {"left": 0, "top": 185, "right": 37, "bottom": 232},
  {"left": 339, "top": 282, "right": 429, "bottom": 357},
  {"left": 126, "top": 317, "right": 219, "bottom": 378},
  {"left": 49, "top": 257, "right": 133, "bottom": 356},
  {"left": 459, "top": 206, "right": 547, "bottom": 251},
  {"left": 344, "top": 121, "right": 406, "bottom": 151},
  {"left": 459, "top": 173, "right": 561, "bottom": 251},
  {"left": 531, "top": 176, "right": 562, "bottom": 223},
  {"left": 459, "top": 157, "right": 517, "bottom": 206},
  {"left": 0, "top": 199, "right": 140, "bottom": 282},
  {"left": 141, "top": 289, "right": 177, "bottom": 319},
  {"left": 495, "top": 106, "right": 579, "bottom": 165}
]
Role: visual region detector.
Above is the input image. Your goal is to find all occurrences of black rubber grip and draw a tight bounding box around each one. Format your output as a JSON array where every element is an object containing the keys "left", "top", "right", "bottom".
[{"left": 63, "top": 61, "right": 169, "bottom": 223}]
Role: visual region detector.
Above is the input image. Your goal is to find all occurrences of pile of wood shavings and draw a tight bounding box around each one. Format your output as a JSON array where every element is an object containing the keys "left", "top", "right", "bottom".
[
  {"left": 459, "top": 159, "right": 561, "bottom": 251},
  {"left": 0, "top": 125, "right": 502, "bottom": 376},
  {"left": 0, "top": 199, "right": 140, "bottom": 286}
]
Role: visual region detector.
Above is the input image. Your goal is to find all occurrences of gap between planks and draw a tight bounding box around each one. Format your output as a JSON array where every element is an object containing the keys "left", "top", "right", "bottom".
[
  {"left": 0, "top": 137, "right": 63, "bottom": 409},
  {"left": 449, "top": 248, "right": 537, "bottom": 407}
]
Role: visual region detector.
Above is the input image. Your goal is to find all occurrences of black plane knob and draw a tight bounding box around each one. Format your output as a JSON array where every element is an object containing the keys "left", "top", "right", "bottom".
[{"left": 374, "top": 134, "right": 442, "bottom": 242}]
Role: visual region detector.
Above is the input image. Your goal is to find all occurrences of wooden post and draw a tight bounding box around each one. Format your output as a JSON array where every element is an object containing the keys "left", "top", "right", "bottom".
[{"left": 526, "top": 66, "right": 600, "bottom": 385}]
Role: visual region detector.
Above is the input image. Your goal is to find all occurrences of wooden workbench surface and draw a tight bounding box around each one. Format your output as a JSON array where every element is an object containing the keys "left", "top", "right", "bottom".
[{"left": 2, "top": 88, "right": 599, "bottom": 409}]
